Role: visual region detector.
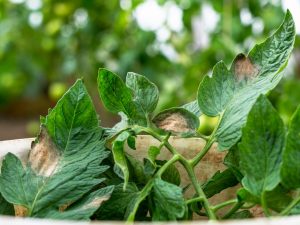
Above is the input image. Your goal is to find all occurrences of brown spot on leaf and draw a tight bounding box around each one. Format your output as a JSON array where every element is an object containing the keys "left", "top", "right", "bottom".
[
  {"left": 154, "top": 113, "right": 191, "bottom": 133},
  {"left": 234, "top": 54, "right": 259, "bottom": 81},
  {"left": 29, "top": 127, "right": 60, "bottom": 177},
  {"left": 14, "top": 205, "right": 28, "bottom": 217},
  {"left": 82, "top": 196, "right": 110, "bottom": 210}
]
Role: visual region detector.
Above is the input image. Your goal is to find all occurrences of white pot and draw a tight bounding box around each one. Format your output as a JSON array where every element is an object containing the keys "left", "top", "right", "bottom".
[{"left": 0, "top": 137, "right": 299, "bottom": 225}]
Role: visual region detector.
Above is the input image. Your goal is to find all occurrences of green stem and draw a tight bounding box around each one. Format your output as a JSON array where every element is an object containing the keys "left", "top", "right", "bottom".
[
  {"left": 186, "top": 196, "right": 204, "bottom": 205},
  {"left": 190, "top": 137, "right": 214, "bottom": 167},
  {"left": 181, "top": 159, "right": 217, "bottom": 220},
  {"left": 156, "top": 154, "right": 180, "bottom": 177},
  {"left": 261, "top": 191, "right": 271, "bottom": 217},
  {"left": 280, "top": 194, "right": 300, "bottom": 216},
  {"left": 212, "top": 199, "right": 237, "bottom": 212},
  {"left": 140, "top": 126, "right": 216, "bottom": 219},
  {"left": 222, "top": 201, "right": 244, "bottom": 219}
]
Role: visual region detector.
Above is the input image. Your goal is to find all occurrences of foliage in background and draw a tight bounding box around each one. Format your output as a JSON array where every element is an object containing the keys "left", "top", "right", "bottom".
[{"left": 0, "top": 0, "right": 299, "bottom": 121}]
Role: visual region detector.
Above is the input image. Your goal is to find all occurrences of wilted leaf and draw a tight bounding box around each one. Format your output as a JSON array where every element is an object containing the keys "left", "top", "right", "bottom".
[
  {"left": 0, "top": 80, "right": 109, "bottom": 219},
  {"left": 197, "top": 11, "right": 295, "bottom": 150},
  {"left": 153, "top": 107, "right": 199, "bottom": 133},
  {"left": 95, "top": 183, "right": 139, "bottom": 220}
]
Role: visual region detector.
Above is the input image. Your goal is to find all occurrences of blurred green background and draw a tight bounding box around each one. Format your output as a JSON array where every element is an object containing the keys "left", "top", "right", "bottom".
[{"left": 0, "top": 0, "right": 300, "bottom": 140}]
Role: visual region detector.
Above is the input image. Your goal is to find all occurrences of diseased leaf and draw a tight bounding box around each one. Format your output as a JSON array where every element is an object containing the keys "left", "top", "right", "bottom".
[
  {"left": 112, "top": 131, "right": 131, "bottom": 190},
  {"left": 153, "top": 107, "right": 199, "bottom": 133},
  {"left": 0, "top": 80, "right": 109, "bottom": 219},
  {"left": 239, "top": 95, "right": 285, "bottom": 197},
  {"left": 281, "top": 106, "right": 300, "bottom": 189},
  {"left": 202, "top": 169, "right": 239, "bottom": 198},
  {"left": 197, "top": 11, "right": 295, "bottom": 150},
  {"left": 46, "top": 186, "right": 114, "bottom": 220},
  {"left": 0, "top": 193, "right": 14, "bottom": 215},
  {"left": 95, "top": 183, "right": 138, "bottom": 220},
  {"left": 151, "top": 178, "right": 185, "bottom": 221},
  {"left": 126, "top": 72, "right": 159, "bottom": 116}
]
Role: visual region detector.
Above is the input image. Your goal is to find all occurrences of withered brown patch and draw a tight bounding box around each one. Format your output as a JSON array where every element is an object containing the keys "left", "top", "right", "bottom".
[
  {"left": 154, "top": 113, "right": 191, "bottom": 133},
  {"left": 29, "top": 127, "right": 60, "bottom": 177},
  {"left": 82, "top": 196, "right": 110, "bottom": 210},
  {"left": 14, "top": 205, "right": 28, "bottom": 217},
  {"left": 233, "top": 54, "right": 259, "bottom": 81}
]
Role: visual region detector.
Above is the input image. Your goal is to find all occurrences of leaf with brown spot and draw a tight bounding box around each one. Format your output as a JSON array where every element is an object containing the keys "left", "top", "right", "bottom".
[
  {"left": 0, "top": 80, "right": 109, "bottom": 219},
  {"left": 153, "top": 107, "right": 200, "bottom": 134},
  {"left": 197, "top": 11, "right": 295, "bottom": 150}
]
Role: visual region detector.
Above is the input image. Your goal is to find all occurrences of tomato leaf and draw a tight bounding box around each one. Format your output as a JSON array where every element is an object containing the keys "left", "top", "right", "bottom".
[
  {"left": 197, "top": 11, "right": 295, "bottom": 150},
  {"left": 239, "top": 95, "right": 285, "bottom": 197},
  {"left": 281, "top": 106, "right": 300, "bottom": 189},
  {"left": 0, "top": 80, "right": 109, "bottom": 219}
]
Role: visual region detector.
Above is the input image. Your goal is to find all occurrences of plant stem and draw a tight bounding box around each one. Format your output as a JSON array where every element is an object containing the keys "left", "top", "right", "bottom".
[
  {"left": 156, "top": 154, "right": 180, "bottom": 177},
  {"left": 212, "top": 199, "right": 238, "bottom": 212},
  {"left": 222, "top": 201, "right": 244, "bottom": 219},
  {"left": 140, "top": 126, "right": 216, "bottom": 219},
  {"left": 190, "top": 137, "right": 214, "bottom": 167},
  {"left": 280, "top": 194, "right": 300, "bottom": 216},
  {"left": 261, "top": 191, "right": 271, "bottom": 217},
  {"left": 180, "top": 159, "right": 217, "bottom": 220},
  {"left": 186, "top": 196, "right": 204, "bottom": 205}
]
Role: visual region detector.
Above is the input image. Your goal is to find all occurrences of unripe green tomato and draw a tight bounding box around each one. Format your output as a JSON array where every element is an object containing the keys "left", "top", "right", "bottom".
[{"left": 198, "top": 115, "right": 219, "bottom": 135}]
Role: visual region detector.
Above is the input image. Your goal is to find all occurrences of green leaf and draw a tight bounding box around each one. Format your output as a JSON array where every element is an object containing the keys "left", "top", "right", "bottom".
[
  {"left": 148, "top": 146, "right": 160, "bottom": 164},
  {"left": 126, "top": 154, "right": 147, "bottom": 185},
  {"left": 46, "top": 186, "right": 114, "bottom": 220},
  {"left": 126, "top": 72, "right": 159, "bottom": 116},
  {"left": 239, "top": 95, "right": 285, "bottom": 197},
  {"left": 125, "top": 181, "right": 154, "bottom": 221},
  {"left": 197, "top": 11, "right": 295, "bottom": 150},
  {"left": 182, "top": 100, "right": 201, "bottom": 117},
  {"left": 281, "top": 106, "right": 300, "bottom": 189},
  {"left": 112, "top": 131, "right": 131, "bottom": 190},
  {"left": 198, "top": 61, "right": 235, "bottom": 117},
  {"left": 127, "top": 135, "right": 136, "bottom": 150},
  {"left": 228, "top": 210, "right": 253, "bottom": 219},
  {"left": 98, "top": 68, "right": 135, "bottom": 115},
  {"left": 202, "top": 169, "right": 239, "bottom": 198},
  {"left": 224, "top": 145, "right": 243, "bottom": 181},
  {"left": 95, "top": 183, "right": 139, "bottom": 220},
  {"left": 0, "top": 80, "right": 109, "bottom": 218},
  {"left": 237, "top": 186, "right": 292, "bottom": 213},
  {"left": 161, "top": 163, "right": 181, "bottom": 186},
  {"left": 151, "top": 178, "right": 185, "bottom": 221},
  {"left": 153, "top": 107, "right": 200, "bottom": 134},
  {"left": 0, "top": 193, "right": 14, "bottom": 216},
  {"left": 97, "top": 69, "right": 146, "bottom": 126}
]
